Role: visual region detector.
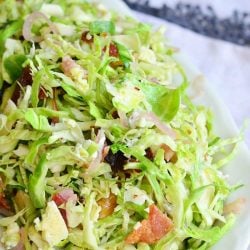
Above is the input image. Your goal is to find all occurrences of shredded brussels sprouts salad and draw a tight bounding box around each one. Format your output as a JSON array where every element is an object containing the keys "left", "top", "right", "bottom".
[{"left": 0, "top": 1, "right": 243, "bottom": 249}]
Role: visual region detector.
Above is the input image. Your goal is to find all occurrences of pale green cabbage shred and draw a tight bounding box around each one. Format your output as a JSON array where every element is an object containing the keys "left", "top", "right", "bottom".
[{"left": 0, "top": 0, "right": 242, "bottom": 249}]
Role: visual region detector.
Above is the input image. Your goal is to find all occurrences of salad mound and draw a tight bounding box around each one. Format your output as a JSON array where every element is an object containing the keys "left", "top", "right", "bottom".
[{"left": 0, "top": 1, "right": 241, "bottom": 249}]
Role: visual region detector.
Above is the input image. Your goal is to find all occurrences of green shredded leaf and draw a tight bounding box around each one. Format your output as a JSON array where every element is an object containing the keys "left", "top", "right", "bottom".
[
  {"left": 89, "top": 21, "right": 115, "bottom": 35},
  {"left": 88, "top": 101, "right": 103, "bottom": 119},
  {"left": 0, "top": 209, "right": 26, "bottom": 227},
  {"left": 24, "top": 109, "right": 51, "bottom": 132},
  {"left": 116, "top": 42, "right": 132, "bottom": 68},
  {"left": 28, "top": 154, "right": 48, "bottom": 208},
  {"left": 135, "top": 80, "right": 181, "bottom": 122},
  {"left": 4, "top": 54, "right": 27, "bottom": 82},
  {"left": 0, "top": 20, "right": 23, "bottom": 56}
]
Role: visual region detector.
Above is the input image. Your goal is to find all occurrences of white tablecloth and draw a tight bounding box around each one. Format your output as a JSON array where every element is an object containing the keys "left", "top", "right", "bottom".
[{"left": 135, "top": 11, "right": 250, "bottom": 148}]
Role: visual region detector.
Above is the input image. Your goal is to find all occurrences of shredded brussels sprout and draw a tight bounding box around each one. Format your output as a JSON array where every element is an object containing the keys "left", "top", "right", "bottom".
[{"left": 0, "top": 1, "right": 242, "bottom": 249}]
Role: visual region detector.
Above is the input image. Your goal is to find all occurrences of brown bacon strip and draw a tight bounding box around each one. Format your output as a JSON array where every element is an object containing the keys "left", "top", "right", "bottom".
[
  {"left": 125, "top": 204, "right": 173, "bottom": 244},
  {"left": 103, "top": 43, "right": 119, "bottom": 57},
  {"left": 81, "top": 31, "right": 94, "bottom": 44},
  {"left": 0, "top": 192, "right": 12, "bottom": 216}
]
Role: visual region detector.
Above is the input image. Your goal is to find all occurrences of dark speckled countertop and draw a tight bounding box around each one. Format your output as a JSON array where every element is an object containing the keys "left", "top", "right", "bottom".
[{"left": 123, "top": 0, "right": 250, "bottom": 46}]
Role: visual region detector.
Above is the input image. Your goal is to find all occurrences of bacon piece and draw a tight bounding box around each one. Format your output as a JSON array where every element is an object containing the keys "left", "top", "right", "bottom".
[
  {"left": 59, "top": 208, "right": 68, "bottom": 225},
  {"left": 149, "top": 204, "right": 173, "bottom": 240},
  {"left": 52, "top": 188, "right": 77, "bottom": 207},
  {"left": 52, "top": 188, "right": 78, "bottom": 225},
  {"left": 81, "top": 31, "right": 94, "bottom": 44},
  {"left": 145, "top": 148, "right": 154, "bottom": 161},
  {"left": 103, "top": 43, "right": 119, "bottom": 57},
  {"left": 38, "top": 88, "right": 47, "bottom": 100},
  {"left": 108, "top": 43, "right": 119, "bottom": 57},
  {"left": 0, "top": 178, "right": 9, "bottom": 213},
  {"left": 0, "top": 193, "right": 9, "bottom": 210},
  {"left": 97, "top": 193, "right": 117, "bottom": 219},
  {"left": 125, "top": 204, "right": 173, "bottom": 245},
  {"left": 128, "top": 220, "right": 155, "bottom": 244},
  {"left": 0, "top": 192, "right": 12, "bottom": 216},
  {"left": 112, "top": 110, "right": 119, "bottom": 119},
  {"left": 103, "top": 43, "right": 123, "bottom": 68}
]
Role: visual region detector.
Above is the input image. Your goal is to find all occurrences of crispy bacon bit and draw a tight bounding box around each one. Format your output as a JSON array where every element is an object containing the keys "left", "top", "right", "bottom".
[
  {"left": 59, "top": 208, "right": 68, "bottom": 225},
  {"left": 11, "top": 89, "right": 21, "bottom": 104},
  {"left": 125, "top": 204, "right": 173, "bottom": 244},
  {"left": 103, "top": 43, "right": 119, "bottom": 57},
  {"left": 149, "top": 204, "right": 173, "bottom": 238},
  {"left": 38, "top": 88, "right": 47, "bottom": 100},
  {"left": 0, "top": 192, "right": 12, "bottom": 216},
  {"left": 12, "top": 66, "right": 33, "bottom": 103},
  {"left": 103, "top": 43, "right": 123, "bottom": 68},
  {"left": 97, "top": 193, "right": 117, "bottom": 219},
  {"left": 52, "top": 189, "right": 77, "bottom": 225},
  {"left": 52, "top": 188, "right": 77, "bottom": 206},
  {"left": 145, "top": 148, "right": 154, "bottom": 161},
  {"left": 81, "top": 31, "right": 94, "bottom": 44},
  {"left": 0, "top": 193, "right": 10, "bottom": 210},
  {"left": 0, "top": 178, "right": 12, "bottom": 216},
  {"left": 112, "top": 110, "right": 119, "bottom": 119},
  {"left": 128, "top": 220, "right": 154, "bottom": 244},
  {"left": 109, "top": 43, "right": 119, "bottom": 57}
]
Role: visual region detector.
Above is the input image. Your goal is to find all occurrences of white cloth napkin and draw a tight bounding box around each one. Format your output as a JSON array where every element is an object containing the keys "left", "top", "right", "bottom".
[{"left": 135, "top": 11, "right": 250, "bottom": 147}]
